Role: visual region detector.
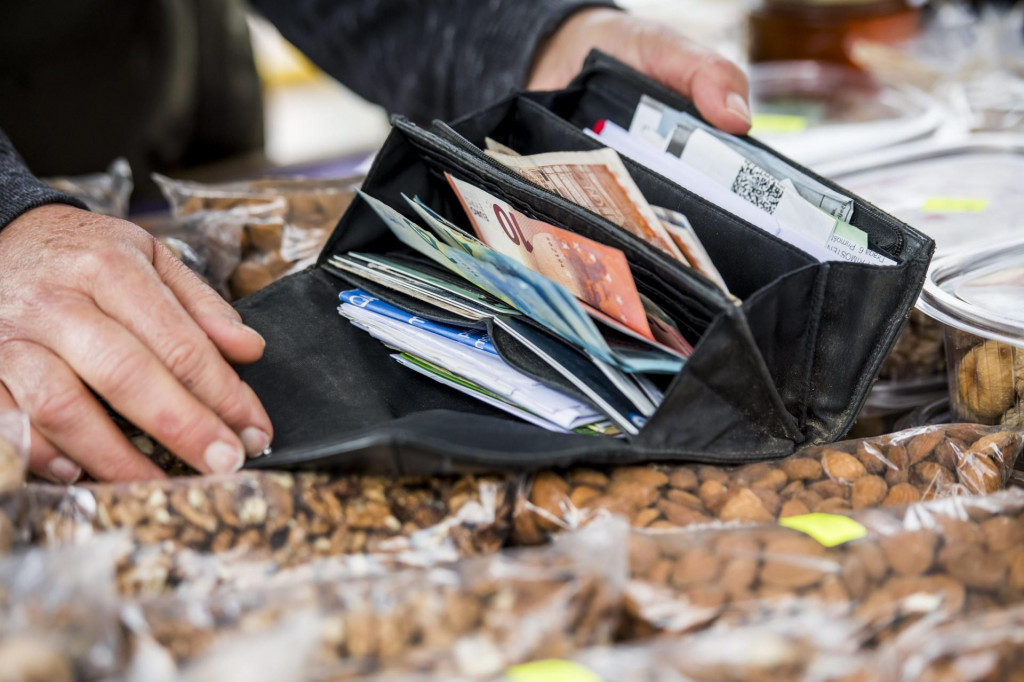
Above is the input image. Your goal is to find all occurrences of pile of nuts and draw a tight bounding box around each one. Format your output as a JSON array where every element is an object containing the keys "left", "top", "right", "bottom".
[
  {"left": 624, "top": 490, "right": 1024, "bottom": 641},
  {"left": 514, "top": 425, "right": 1022, "bottom": 544},
  {"left": 0, "top": 472, "right": 513, "bottom": 582},
  {"left": 138, "top": 523, "right": 626, "bottom": 680}
]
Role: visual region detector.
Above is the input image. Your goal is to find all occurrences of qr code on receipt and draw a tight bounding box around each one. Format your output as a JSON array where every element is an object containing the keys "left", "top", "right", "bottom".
[{"left": 731, "top": 161, "right": 784, "bottom": 214}]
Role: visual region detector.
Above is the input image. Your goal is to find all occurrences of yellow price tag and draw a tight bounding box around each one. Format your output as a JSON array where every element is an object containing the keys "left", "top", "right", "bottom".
[
  {"left": 750, "top": 113, "right": 808, "bottom": 135},
  {"left": 505, "top": 660, "right": 602, "bottom": 682},
  {"left": 921, "top": 197, "right": 989, "bottom": 213},
  {"left": 779, "top": 513, "right": 867, "bottom": 548}
]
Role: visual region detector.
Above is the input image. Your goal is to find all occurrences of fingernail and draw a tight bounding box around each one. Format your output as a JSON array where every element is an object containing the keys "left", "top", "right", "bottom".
[
  {"left": 726, "top": 92, "right": 751, "bottom": 124},
  {"left": 48, "top": 457, "right": 82, "bottom": 484},
  {"left": 204, "top": 440, "right": 245, "bottom": 474},
  {"left": 232, "top": 319, "right": 265, "bottom": 347},
  {"left": 240, "top": 427, "right": 271, "bottom": 457}
]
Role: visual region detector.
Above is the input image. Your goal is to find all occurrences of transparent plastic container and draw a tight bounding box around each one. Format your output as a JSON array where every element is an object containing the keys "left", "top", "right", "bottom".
[
  {"left": 830, "top": 137, "right": 1024, "bottom": 419},
  {"left": 919, "top": 237, "right": 1024, "bottom": 429}
]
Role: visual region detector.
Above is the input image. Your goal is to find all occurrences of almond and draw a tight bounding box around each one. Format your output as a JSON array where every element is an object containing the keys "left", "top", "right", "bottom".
[
  {"left": 719, "top": 488, "right": 774, "bottom": 523},
  {"left": 529, "top": 472, "right": 570, "bottom": 531},
  {"left": 906, "top": 428, "right": 946, "bottom": 465},
  {"left": 632, "top": 507, "right": 661, "bottom": 528},
  {"left": 981, "top": 516, "right": 1024, "bottom": 552},
  {"left": 752, "top": 469, "right": 788, "bottom": 492},
  {"left": 957, "top": 454, "right": 1002, "bottom": 494},
  {"left": 612, "top": 467, "right": 669, "bottom": 487},
  {"left": 668, "top": 468, "right": 698, "bottom": 491},
  {"left": 671, "top": 547, "right": 721, "bottom": 586},
  {"left": 605, "top": 479, "right": 661, "bottom": 509},
  {"left": 882, "top": 483, "right": 921, "bottom": 507},
  {"left": 569, "top": 469, "right": 609, "bottom": 487},
  {"left": 569, "top": 485, "right": 601, "bottom": 509},
  {"left": 698, "top": 479, "right": 728, "bottom": 512},
  {"left": 781, "top": 457, "right": 822, "bottom": 481},
  {"left": 855, "top": 441, "right": 889, "bottom": 475},
  {"left": 823, "top": 451, "right": 867, "bottom": 483},
  {"left": 779, "top": 499, "right": 810, "bottom": 518},
  {"left": 657, "top": 499, "right": 712, "bottom": 527},
  {"left": 881, "top": 529, "right": 937, "bottom": 576},
  {"left": 760, "top": 534, "right": 831, "bottom": 588},
  {"left": 850, "top": 475, "right": 888, "bottom": 509}
]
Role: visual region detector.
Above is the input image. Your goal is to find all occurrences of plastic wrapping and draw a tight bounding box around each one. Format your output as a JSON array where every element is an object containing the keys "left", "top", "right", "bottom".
[
  {"left": 0, "top": 536, "right": 127, "bottom": 681},
  {"left": 43, "top": 158, "right": 134, "bottom": 218},
  {"left": 918, "top": 237, "right": 1024, "bottom": 429},
  {"left": 128, "top": 520, "right": 627, "bottom": 680},
  {"left": 885, "top": 603, "right": 1024, "bottom": 682},
  {"left": 153, "top": 174, "right": 358, "bottom": 299},
  {"left": 513, "top": 424, "right": 1023, "bottom": 544},
  {"left": 145, "top": 203, "right": 286, "bottom": 301},
  {"left": 623, "top": 488, "right": 1024, "bottom": 643},
  {"left": 0, "top": 471, "right": 514, "bottom": 595}
]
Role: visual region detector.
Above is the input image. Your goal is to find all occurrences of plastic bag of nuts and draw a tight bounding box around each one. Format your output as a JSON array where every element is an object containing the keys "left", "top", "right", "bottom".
[
  {"left": 153, "top": 174, "right": 358, "bottom": 299},
  {"left": 130, "top": 520, "right": 628, "bottom": 681},
  {"left": 880, "top": 603, "right": 1024, "bottom": 682},
  {"left": 0, "top": 471, "right": 514, "bottom": 574},
  {"left": 0, "top": 536, "right": 127, "bottom": 682},
  {"left": 512, "top": 424, "right": 1024, "bottom": 544},
  {"left": 624, "top": 488, "right": 1024, "bottom": 642}
]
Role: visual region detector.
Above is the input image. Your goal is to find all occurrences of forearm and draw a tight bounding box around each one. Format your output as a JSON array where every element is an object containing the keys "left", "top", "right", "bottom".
[
  {"left": 250, "top": 0, "right": 618, "bottom": 122},
  {"left": 0, "top": 129, "right": 86, "bottom": 231}
]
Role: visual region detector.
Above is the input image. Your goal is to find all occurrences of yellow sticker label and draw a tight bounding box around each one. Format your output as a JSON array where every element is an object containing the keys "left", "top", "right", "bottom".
[
  {"left": 505, "top": 660, "right": 602, "bottom": 682},
  {"left": 921, "top": 197, "right": 989, "bottom": 213},
  {"left": 750, "top": 113, "right": 808, "bottom": 134},
  {"left": 779, "top": 513, "right": 868, "bottom": 548}
]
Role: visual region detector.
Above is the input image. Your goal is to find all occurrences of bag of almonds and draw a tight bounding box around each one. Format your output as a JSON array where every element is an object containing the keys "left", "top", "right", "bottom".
[
  {"left": 0, "top": 471, "right": 514, "bottom": 573},
  {"left": 129, "top": 520, "right": 628, "bottom": 681},
  {"left": 0, "top": 536, "right": 128, "bottom": 682},
  {"left": 513, "top": 424, "right": 1024, "bottom": 544},
  {"left": 879, "top": 603, "right": 1024, "bottom": 682},
  {"left": 623, "top": 488, "right": 1024, "bottom": 643}
]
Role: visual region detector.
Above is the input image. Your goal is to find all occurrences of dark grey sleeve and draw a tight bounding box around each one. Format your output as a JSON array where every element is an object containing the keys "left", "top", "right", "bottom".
[
  {"left": 249, "top": 0, "right": 619, "bottom": 123},
  {"left": 0, "top": 128, "right": 87, "bottom": 231}
]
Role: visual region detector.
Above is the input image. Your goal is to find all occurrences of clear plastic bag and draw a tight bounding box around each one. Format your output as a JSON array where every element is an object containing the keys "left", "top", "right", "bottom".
[
  {"left": 43, "top": 158, "right": 134, "bottom": 218},
  {"left": 0, "top": 536, "right": 127, "bottom": 681},
  {"left": 145, "top": 202, "right": 286, "bottom": 301},
  {"left": 153, "top": 174, "right": 358, "bottom": 298},
  {"left": 0, "top": 471, "right": 514, "bottom": 596},
  {"left": 883, "top": 603, "right": 1024, "bottom": 682},
  {"left": 513, "top": 424, "right": 1024, "bottom": 544},
  {"left": 624, "top": 488, "right": 1024, "bottom": 643},
  {"left": 129, "top": 520, "right": 627, "bottom": 680}
]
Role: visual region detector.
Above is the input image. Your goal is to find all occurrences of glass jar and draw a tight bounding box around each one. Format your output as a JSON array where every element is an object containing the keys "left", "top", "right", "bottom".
[{"left": 749, "top": 0, "right": 922, "bottom": 66}]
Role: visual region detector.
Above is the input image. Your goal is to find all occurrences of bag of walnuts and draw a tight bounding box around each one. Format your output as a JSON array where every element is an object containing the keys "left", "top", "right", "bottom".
[
  {"left": 0, "top": 471, "right": 515, "bottom": 586},
  {"left": 129, "top": 520, "right": 628, "bottom": 681},
  {"left": 0, "top": 536, "right": 128, "bottom": 682},
  {"left": 513, "top": 424, "right": 1024, "bottom": 544},
  {"left": 623, "top": 488, "right": 1024, "bottom": 642}
]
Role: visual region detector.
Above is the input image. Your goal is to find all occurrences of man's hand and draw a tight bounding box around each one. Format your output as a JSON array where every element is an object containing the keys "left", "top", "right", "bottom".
[
  {"left": 0, "top": 205, "right": 273, "bottom": 482},
  {"left": 528, "top": 8, "right": 751, "bottom": 135}
]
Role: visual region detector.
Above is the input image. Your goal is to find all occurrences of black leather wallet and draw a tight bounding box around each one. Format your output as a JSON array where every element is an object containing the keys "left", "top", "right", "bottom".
[{"left": 234, "top": 52, "right": 934, "bottom": 474}]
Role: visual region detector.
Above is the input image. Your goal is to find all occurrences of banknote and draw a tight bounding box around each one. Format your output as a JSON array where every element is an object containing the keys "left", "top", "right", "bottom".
[
  {"left": 485, "top": 147, "right": 685, "bottom": 261},
  {"left": 652, "top": 205, "right": 733, "bottom": 298},
  {"left": 446, "top": 172, "right": 654, "bottom": 341}
]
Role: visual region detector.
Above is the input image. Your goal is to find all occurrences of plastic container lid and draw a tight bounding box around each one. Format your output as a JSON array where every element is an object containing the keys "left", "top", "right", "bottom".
[{"left": 918, "top": 237, "right": 1024, "bottom": 350}]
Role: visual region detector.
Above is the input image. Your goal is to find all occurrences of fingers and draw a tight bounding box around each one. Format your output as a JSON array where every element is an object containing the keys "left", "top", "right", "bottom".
[
  {"left": 153, "top": 241, "right": 266, "bottom": 365},
  {"left": 41, "top": 299, "right": 253, "bottom": 476},
  {"left": 87, "top": 243, "right": 272, "bottom": 455},
  {"left": 640, "top": 29, "right": 751, "bottom": 135},
  {"left": 0, "top": 343, "right": 164, "bottom": 482}
]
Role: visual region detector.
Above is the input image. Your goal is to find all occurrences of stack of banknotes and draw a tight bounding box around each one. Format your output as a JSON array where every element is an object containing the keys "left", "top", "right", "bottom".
[{"left": 329, "top": 96, "right": 896, "bottom": 437}]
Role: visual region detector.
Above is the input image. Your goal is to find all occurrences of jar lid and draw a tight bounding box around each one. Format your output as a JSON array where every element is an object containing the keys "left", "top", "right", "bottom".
[{"left": 919, "top": 237, "right": 1024, "bottom": 349}]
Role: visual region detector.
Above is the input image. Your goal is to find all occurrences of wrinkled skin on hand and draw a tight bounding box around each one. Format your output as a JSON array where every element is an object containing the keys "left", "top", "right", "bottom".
[
  {"left": 0, "top": 205, "right": 273, "bottom": 482},
  {"left": 528, "top": 8, "right": 751, "bottom": 135}
]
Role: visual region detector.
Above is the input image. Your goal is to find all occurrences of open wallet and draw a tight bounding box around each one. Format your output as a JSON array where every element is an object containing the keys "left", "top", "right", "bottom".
[{"left": 235, "top": 51, "right": 935, "bottom": 474}]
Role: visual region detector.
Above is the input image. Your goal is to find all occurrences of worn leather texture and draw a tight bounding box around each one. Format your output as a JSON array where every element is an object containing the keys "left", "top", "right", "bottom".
[{"left": 235, "top": 52, "right": 934, "bottom": 474}]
